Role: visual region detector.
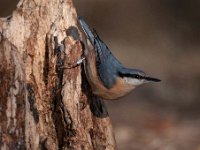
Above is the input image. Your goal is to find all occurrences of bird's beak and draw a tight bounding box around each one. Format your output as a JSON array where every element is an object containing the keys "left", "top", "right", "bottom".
[{"left": 144, "top": 76, "right": 161, "bottom": 82}]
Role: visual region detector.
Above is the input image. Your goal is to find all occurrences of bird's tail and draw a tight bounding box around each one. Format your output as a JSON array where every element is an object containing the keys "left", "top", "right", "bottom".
[{"left": 78, "top": 16, "right": 95, "bottom": 45}]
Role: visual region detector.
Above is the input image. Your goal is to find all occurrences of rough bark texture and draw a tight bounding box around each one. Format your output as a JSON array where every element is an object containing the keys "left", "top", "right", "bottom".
[{"left": 0, "top": 0, "right": 116, "bottom": 149}]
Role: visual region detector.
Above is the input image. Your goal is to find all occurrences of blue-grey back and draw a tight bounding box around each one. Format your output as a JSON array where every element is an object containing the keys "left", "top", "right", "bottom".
[{"left": 79, "top": 17, "right": 123, "bottom": 88}]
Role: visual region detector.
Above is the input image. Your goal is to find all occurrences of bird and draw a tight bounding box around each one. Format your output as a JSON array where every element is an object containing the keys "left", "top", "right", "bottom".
[{"left": 78, "top": 16, "right": 161, "bottom": 100}]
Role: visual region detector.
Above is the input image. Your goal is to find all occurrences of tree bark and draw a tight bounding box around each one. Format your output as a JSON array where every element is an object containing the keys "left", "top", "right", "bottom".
[{"left": 0, "top": 0, "right": 116, "bottom": 149}]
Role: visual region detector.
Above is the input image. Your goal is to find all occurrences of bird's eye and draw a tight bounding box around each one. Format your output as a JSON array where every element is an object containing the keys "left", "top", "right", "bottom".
[{"left": 135, "top": 75, "right": 140, "bottom": 79}]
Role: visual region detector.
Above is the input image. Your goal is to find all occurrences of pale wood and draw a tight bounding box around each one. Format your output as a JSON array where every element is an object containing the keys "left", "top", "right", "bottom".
[{"left": 0, "top": 0, "right": 116, "bottom": 149}]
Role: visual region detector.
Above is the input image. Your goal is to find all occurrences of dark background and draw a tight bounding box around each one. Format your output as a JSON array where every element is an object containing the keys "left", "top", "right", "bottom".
[{"left": 1, "top": 0, "right": 200, "bottom": 150}]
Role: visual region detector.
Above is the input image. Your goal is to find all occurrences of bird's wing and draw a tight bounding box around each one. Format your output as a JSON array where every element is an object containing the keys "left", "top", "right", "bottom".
[
  {"left": 78, "top": 16, "right": 95, "bottom": 45},
  {"left": 78, "top": 17, "right": 123, "bottom": 89}
]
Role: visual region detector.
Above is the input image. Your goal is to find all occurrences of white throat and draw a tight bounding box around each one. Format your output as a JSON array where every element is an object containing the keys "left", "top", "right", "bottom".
[{"left": 124, "top": 77, "right": 145, "bottom": 86}]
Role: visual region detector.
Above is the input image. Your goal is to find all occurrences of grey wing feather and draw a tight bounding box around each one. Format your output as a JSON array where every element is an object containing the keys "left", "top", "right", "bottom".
[
  {"left": 78, "top": 17, "right": 123, "bottom": 88},
  {"left": 78, "top": 16, "right": 95, "bottom": 45}
]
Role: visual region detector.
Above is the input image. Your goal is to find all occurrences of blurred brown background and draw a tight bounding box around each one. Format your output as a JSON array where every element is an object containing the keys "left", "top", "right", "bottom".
[{"left": 1, "top": 0, "right": 200, "bottom": 150}]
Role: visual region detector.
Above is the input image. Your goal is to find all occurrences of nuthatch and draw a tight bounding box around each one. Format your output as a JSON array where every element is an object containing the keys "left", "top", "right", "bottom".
[{"left": 78, "top": 17, "right": 161, "bottom": 100}]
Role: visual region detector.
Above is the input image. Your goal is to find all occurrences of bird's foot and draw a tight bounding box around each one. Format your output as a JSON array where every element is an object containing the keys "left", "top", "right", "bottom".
[{"left": 60, "top": 57, "right": 85, "bottom": 69}]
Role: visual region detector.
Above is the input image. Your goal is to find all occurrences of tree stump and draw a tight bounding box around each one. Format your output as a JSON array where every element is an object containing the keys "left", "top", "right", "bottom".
[{"left": 0, "top": 0, "right": 116, "bottom": 149}]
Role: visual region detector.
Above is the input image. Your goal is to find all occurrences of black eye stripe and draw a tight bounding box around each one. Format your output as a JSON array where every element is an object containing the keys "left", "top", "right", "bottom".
[
  {"left": 135, "top": 75, "right": 143, "bottom": 79},
  {"left": 118, "top": 72, "right": 144, "bottom": 79}
]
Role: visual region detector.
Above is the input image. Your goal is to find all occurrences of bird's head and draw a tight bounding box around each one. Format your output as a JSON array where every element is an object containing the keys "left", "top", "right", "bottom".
[{"left": 119, "top": 68, "right": 161, "bottom": 87}]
